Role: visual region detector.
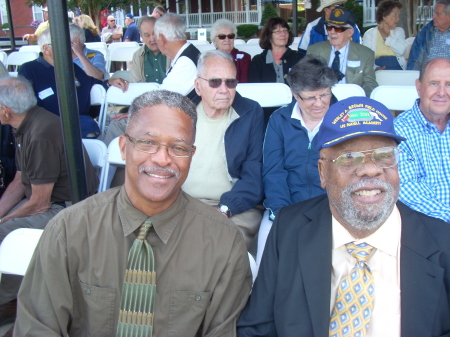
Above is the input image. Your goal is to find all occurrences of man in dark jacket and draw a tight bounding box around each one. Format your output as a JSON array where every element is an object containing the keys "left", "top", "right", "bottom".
[{"left": 184, "top": 50, "right": 264, "bottom": 249}]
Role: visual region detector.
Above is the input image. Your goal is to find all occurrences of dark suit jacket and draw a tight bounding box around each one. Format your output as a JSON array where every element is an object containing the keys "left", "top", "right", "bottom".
[
  {"left": 237, "top": 195, "right": 450, "bottom": 337},
  {"left": 307, "top": 41, "right": 378, "bottom": 97}
]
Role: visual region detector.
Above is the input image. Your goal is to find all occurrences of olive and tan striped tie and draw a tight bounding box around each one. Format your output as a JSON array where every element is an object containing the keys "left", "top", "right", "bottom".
[{"left": 117, "top": 218, "right": 156, "bottom": 337}]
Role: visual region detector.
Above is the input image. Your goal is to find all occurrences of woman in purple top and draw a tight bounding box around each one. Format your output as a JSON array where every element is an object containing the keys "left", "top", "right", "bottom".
[{"left": 211, "top": 19, "right": 251, "bottom": 83}]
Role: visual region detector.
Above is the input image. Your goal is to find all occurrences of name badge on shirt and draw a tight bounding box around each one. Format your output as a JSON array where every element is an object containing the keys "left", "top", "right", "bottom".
[
  {"left": 347, "top": 60, "right": 361, "bottom": 68},
  {"left": 236, "top": 53, "right": 244, "bottom": 60},
  {"left": 446, "top": 39, "right": 450, "bottom": 45},
  {"left": 38, "top": 87, "right": 54, "bottom": 100}
]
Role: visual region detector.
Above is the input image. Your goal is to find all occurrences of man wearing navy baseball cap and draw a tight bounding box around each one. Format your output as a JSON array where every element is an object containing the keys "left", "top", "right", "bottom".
[{"left": 237, "top": 97, "right": 450, "bottom": 337}]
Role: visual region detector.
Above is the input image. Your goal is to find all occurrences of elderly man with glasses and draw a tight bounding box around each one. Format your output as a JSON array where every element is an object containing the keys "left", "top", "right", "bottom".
[
  {"left": 101, "top": 15, "right": 123, "bottom": 43},
  {"left": 182, "top": 50, "right": 264, "bottom": 250},
  {"left": 238, "top": 96, "right": 450, "bottom": 337},
  {"left": 15, "top": 89, "right": 252, "bottom": 337},
  {"left": 307, "top": 8, "right": 378, "bottom": 96}
]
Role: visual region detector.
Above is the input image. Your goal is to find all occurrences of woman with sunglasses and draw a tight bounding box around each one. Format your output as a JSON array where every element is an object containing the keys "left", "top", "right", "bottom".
[
  {"left": 211, "top": 19, "right": 251, "bottom": 83},
  {"left": 249, "top": 17, "right": 302, "bottom": 84},
  {"left": 362, "top": 0, "right": 407, "bottom": 70}
]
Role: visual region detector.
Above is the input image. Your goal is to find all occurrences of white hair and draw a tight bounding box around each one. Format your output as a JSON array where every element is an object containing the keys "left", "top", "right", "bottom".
[{"left": 153, "top": 13, "right": 186, "bottom": 42}]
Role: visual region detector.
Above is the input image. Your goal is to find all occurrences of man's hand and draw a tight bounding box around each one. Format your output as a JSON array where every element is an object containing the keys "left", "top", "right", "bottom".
[
  {"left": 109, "top": 78, "right": 129, "bottom": 92},
  {"left": 71, "top": 39, "right": 84, "bottom": 58}
]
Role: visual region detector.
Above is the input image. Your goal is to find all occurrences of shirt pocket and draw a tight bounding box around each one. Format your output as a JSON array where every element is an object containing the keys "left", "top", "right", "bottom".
[
  {"left": 167, "top": 290, "right": 213, "bottom": 337},
  {"left": 75, "top": 279, "right": 116, "bottom": 337}
]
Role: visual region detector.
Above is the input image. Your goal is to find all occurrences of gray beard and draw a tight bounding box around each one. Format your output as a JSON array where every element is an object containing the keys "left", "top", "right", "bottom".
[{"left": 329, "top": 178, "right": 397, "bottom": 235}]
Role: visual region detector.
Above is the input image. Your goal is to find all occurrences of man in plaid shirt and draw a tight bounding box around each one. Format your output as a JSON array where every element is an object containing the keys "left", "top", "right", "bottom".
[{"left": 394, "top": 57, "right": 450, "bottom": 222}]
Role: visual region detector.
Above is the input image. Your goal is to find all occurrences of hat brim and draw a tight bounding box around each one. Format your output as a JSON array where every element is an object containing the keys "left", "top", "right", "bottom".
[
  {"left": 320, "top": 131, "right": 406, "bottom": 149},
  {"left": 317, "top": 0, "right": 346, "bottom": 12}
]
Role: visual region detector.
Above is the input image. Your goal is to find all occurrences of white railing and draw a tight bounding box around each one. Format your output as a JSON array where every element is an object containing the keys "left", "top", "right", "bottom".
[{"left": 179, "top": 11, "right": 259, "bottom": 28}]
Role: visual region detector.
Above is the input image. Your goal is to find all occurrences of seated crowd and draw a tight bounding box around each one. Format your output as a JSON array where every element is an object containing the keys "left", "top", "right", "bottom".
[{"left": 0, "top": 3, "right": 448, "bottom": 337}]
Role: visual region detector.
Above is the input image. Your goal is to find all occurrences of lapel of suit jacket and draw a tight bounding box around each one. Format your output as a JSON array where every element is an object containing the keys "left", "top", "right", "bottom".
[
  {"left": 399, "top": 202, "right": 444, "bottom": 337},
  {"left": 321, "top": 43, "right": 332, "bottom": 64},
  {"left": 298, "top": 197, "right": 333, "bottom": 337}
]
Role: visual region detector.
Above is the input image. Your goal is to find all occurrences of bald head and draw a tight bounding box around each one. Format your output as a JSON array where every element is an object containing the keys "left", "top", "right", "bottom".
[{"left": 107, "top": 16, "right": 116, "bottom": 28}]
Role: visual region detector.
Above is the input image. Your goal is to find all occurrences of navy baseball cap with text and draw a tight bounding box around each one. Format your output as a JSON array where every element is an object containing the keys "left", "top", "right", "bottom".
[{"left": 317, "top": 97, "right": 406, "bottom": 150}]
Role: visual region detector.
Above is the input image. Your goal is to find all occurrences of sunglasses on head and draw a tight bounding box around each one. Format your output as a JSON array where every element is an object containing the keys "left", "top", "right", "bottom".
[
  {"left": 325, "top": 25, "right": 350, "bottom": 33},
  {"left": 216, "top": 33, "right": 236, "bottom": 40},
  {"left": 198, "top": 77, "right": 239, "bottom": 89}
]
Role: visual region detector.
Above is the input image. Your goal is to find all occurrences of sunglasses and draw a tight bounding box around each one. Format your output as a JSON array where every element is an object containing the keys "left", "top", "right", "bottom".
[
  {"left": 216, "top": 33, "right": 236, "bottom": 40},
  {"left": 198, "top": 77, "right": 239, "bottom": 89},
  {"left": 325, "top": 25, "right": 350, "bottom": 33}
]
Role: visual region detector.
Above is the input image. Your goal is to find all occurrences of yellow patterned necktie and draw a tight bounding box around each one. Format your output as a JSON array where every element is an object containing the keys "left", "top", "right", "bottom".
[
  {"left": 329, "top": 242, "right": 375, "bottom": 337},
  {"left": 117, "top": 218, "right": 156, "bottom": 337}
]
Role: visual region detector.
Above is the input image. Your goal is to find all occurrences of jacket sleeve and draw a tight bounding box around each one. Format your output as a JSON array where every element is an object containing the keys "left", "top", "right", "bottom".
[
  {"left": 219, "top": 101, "right": 264, "bottom": 215},
  {"left": 129, "top": 48, "right": 144, "bottom": 83},
  {"left": 237, "top": 209, "right": 281, "bottom": 337},
  {"left": 361, "top": 48, "right": 378, "bottom": 96},
  {"left": 248, "top": 54, "right": 263, "bottom": 83},
  {"left": 262, "top": 112, "right": 292, "bottom": 218},
  {"left": 385, "top": 27, "right": 407, "bottom": 57},
  {"left": 407, "top": 23, "right": 429, "bottom": 70}
]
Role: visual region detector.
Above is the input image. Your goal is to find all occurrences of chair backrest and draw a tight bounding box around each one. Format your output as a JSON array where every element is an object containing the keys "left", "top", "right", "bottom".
[
  {"left": 196, "top": 44, "right": 216, "bottom": 53},
  {"left": 85, "top": 42, "right": 108, "bottom": 50},
  {"left": 101, "top": 137, "right": 126, "bottom": 191},
  {"left": 370, "top": 85, "right": 418, "bottom": 111},
  {"left": 98, "top": 82, "right": 160, "bottom": 139},
  {"left": 235, "top": 44, "right": 263, "bottom": 59},
  {"left": 107, "top": 46, "right": 141, "bottom": 72},
  {"left": 19, "top": 45, "right": 41, "bottom": 53},
  {"left": 234, "top": 39, "right": 246, "bottom": 45},
  {"left": 0, "top": 50, "right": 7, "bottom": 65},
  {"left": 331, "top": 83, "right": 366, "bottom": 100},
  {"left": 246, "top": 38, "right": 260, "bottom": 45},
  {"left": 188, "top": 40, "right": 210, "bottom": 46},
  {"left": 90, "top": 83, "right": 106, "bottom": 106},
  {"left": 107, "top": 41, "right": 139, "bottom": 52},
  {"left": 236, "top": 83, "right": 292, "bottom": 107},
  {"left": 0, "top": 228, "right": 44, "bottom": 276},
  {"left": 375, "top": 70, "right": 419, "bottom": 86},
  {"left": 6, "top": 51, "right": 38, "bottom": 71},
  {"left": 82, "top": 139, "right": 108, "bottom": 190}
]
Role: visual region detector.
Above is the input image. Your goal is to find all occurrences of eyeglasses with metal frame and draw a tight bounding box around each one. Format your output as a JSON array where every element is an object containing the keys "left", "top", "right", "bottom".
[
  {"left": 296, "top": 92, "right": 332, "bottom": 104},
  {"left": 216, "top": 33, "right": 236, "bottom": 40},
  {"left": 320, "top": 146, "right": 401, "bottom": 174},
  {"left": 198, "top": 77, "right": 239, "bottom": 89},
  {"left": 125, "top": 134, "right": 195, "bottom": 158}
]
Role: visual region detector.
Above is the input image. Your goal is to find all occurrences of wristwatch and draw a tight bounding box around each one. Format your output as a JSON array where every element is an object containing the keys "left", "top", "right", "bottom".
[{"left": 218, "top": 204, "right": 232, "bottom": 218}]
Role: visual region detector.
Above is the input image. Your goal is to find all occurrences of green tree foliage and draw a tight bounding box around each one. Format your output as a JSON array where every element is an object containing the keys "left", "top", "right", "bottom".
[
  {"left": 260, "top": 2, "right": 278, "bottom": 27},
  {"left": 237, "top": 24, "right": 259, "bottom": 37},
  {"left": 344, "top": 0, "right": 363, "bottom": 32}
]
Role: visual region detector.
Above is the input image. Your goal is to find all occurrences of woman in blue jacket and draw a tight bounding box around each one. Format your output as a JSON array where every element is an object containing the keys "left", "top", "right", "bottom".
[{"left": 256, "top": 56, "right": 337, "bottom": 265}]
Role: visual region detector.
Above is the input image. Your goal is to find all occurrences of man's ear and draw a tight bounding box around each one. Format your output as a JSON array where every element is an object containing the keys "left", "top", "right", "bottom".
[
  {"left": 318, "top": 156, "right": 328, "bottom": 190},
  {"left": 119, "top": 135, "right": 127, "bottom": 161}
]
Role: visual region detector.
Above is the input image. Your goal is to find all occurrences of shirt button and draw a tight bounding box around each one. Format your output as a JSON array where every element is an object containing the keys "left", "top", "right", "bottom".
[
  {"left": 195, "top": 295, "right": 201, "bottom": 301},
  {"left": 85, "top": 288, "right": 91, "bottom": 294}
]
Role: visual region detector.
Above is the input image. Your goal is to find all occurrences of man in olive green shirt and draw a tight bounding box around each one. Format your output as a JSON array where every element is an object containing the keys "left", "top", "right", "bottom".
[{"left": 15, "top": 90, "right": 252, "bottom": 337}]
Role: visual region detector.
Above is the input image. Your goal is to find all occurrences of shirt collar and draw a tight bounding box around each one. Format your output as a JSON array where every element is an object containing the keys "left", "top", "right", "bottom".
[
  {"left": 118, "top": 186, "right": 186, "bottom": 244},
  {"left": 37, "top": 55, "right": 52, "bottom": 68},
  {"left": 331, "top": 41, "right": 350, "bottom": 55},
  {"left": 291, "top": 101, "right": 324, "bottom": 130},
  {"left": 265, "top": 49, "right": 274, "bottom": 64},
  {"left": 144, "top": 45, "right": 161, "bottom": 56},
  {"left": 332, "top": 205, "right": 401, "bottom": 258}
]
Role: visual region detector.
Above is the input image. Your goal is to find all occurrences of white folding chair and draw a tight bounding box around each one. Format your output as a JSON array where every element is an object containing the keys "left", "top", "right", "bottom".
[
  {"left": 19, "top": 45, "right": 41, "bottom": 53},
  {"left": 106, "top": 46, "right": 140, "bottom": 72},
  {"left": 85, "top": 42, "right": 108, "bottom": 50},
  {"left": 236, "top": 83, "right": 292, "bottom": 108},
  {"left": 375, "top": 70, "right": 419, "bottom": 86},
  {"left": 290, "top": 36, "right": 301, "bottom": 50},
  {"left": 234, "top": 39, "right": 246, "bottom": 45},
  {"left": 370, "top": 85, "right": 418, "bottom": 111},
  {"left": 0, "top": 50, "right": 7, "bottom": 65},
  {"left": 196, "top": 44, "right": 216, "bottom": 54},
  {"left": 234, "top": 44, "right": 263, "bottom": 59},
  {"left": 0, "top": 228, "right": 44, "bottom": 276},
  {"left": 102, "top": 137, "right": 126, "bottom": 191},
  {"left": 188, "top": 40, "right": 210, "bottom": 46},
  {"left": 82, "top": 139, "right": 107, "bottom": 192},
  {"left": 6, "top": 51, "right": 38, "bottom": 71},
  {"left": 107, "top": 41, "right": 139, "bottom": 53},
  {"left": 246, "top": 38, "right": 260, "bottom": 44},
  {"left": 331, "top": 83, "right": 366, "bottom": 100},
  {"left": 98, "top": 82, "right": 160, "bottom": 139}
]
